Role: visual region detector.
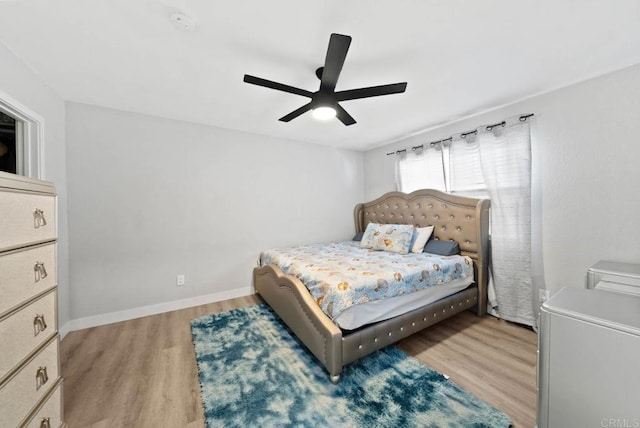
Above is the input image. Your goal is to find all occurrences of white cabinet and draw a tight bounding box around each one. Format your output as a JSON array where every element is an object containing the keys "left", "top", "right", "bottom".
[
  {"left": 0, "top": 171, "right": 66, "bottom": 428},
  {"left": 537, "top": 287, "right": 640, "bottom": 428},
  {"left": 587, "top": 260, "right": 640, "bottom": 296}
]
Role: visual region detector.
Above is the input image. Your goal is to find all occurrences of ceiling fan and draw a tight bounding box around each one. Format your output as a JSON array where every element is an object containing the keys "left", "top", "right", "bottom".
[{"left": 243, "top": 33, "right": 408, "bottom": 126}]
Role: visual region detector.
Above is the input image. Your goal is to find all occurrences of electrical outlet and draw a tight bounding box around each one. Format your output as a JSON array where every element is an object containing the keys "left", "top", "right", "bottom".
[
  {"left": 539, "top": 289, "right": 550, "bottom": 304},
  {"left": 176, "top": 274, "right": 185, "bottom": 286}
]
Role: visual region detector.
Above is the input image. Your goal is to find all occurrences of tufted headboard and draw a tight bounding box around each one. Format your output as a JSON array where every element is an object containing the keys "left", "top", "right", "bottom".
[{"left": 354, "top": 189, "right": 490, "bottom": 312}]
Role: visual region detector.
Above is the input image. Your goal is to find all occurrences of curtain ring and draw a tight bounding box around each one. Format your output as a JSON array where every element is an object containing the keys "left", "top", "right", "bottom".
[
  {"left": 486, "top": 121, "right": 506, "bottom": 131},
  {"left": 460, "top": 129, "right": 477, "bottom": 139}
]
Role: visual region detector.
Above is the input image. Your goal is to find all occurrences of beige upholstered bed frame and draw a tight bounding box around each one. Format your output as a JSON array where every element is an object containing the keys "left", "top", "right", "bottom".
[{"left": 254, "top": 189, "right": 490, "bottom": 383}]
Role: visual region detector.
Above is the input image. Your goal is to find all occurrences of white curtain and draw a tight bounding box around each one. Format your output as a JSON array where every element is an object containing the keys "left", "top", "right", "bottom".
[
  {"left": 396, "top": 116, "right": 535, "bottom": 327},
  {"left": 448, "top": 135, "right": 489, "bottom": 199},
  {"left": 396, "top": 146, "right": 446, "bottom": 193},
  {"left": 449, "top": 120, "right": 533, "bottom": 326}
]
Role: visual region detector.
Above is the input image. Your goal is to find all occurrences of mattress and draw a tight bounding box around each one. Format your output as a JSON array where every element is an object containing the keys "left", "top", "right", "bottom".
[
  {"left": 334, "top": 277, "right": 472, "bottom": 329},
  {"left": 260, "top": 241, "right": 474, "bottom": 330}
]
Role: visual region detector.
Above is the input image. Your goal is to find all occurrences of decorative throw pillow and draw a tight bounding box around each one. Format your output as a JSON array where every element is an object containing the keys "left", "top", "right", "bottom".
[
  {"left": 424, "top": 239, "right": 460, "bottom": 256},
  {"left": 352, "top": 232, "right": 364, "bottom": 241},
  {"left": 409, "top": 226, "right": 435, "bottom": 253},
  {"left": 360, "top": 223, "right": 415, "bottom": 254}
]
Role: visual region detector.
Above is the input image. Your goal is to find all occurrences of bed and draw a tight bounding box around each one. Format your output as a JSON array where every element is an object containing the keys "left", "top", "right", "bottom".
[{"left": 253, "top": 189, "right": 490, "bottom": 383}]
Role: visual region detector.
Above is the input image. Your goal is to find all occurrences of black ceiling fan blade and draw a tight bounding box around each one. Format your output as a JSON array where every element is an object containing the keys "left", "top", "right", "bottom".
[
  {"left": 244, "top": 75, "right": 313, "bottom": 98},
  {"left": 279, "top": 102, "right": 313, "bottom": 122},
  {"left": 335, "top": 82, "right": 407, "bottom": 101},
  {"left": 335, "top": 104, "right": 356, "bottom": 126},
  {"left": 319, "top": 34, "right": 352, "bottom": 93}
]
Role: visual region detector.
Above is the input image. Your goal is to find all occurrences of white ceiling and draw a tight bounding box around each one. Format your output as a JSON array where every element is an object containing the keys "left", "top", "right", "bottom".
[{"left": 1, "top": 0, "right": 639, "bottom": 151}]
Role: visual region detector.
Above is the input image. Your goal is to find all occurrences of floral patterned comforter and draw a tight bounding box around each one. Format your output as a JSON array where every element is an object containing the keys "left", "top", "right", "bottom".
[{"left": 259, "top": 241, "right": 473, "bottom": 321}]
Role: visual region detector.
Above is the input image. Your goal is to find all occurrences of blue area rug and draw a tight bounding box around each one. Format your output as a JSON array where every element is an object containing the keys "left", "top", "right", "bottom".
[{"left": 191, "top": 304, "right": 512, "bottom": 428}]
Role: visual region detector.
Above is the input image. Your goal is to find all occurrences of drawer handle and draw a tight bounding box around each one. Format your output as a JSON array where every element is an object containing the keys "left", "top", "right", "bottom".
[
  {"left": 40, "top": 417, "right": 51, "bottom": 428},
  {"left": 36, "top": 366, "right": 49, "bottom": 390},
  {"left": 34, "top": 314, "right": 48, "bottom": 336},
  {"left": 34, "top": 208, "right": 48, "bottom": 228},
  {"left": 34, "top": 262, "right": 48, "bottom": 282}
]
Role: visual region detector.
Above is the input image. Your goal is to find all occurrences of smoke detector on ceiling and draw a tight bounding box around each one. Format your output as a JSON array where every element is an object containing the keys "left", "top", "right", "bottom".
[{"left": 170, "top": 13, "right": 195, "bottom": 32}]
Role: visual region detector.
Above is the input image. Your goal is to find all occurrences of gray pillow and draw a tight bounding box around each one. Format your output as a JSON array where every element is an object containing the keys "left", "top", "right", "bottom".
[
  {"left": 353, "top": 232, "right": 364, "bottom": 241},
  {"left": 424, "top": 240, "right": 459, "bottom": 256}
]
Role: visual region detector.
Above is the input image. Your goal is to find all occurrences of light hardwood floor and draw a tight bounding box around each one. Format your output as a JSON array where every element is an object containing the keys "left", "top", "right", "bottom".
[{"left": 61, "top": 295, "right": 537, "bottom": 427}]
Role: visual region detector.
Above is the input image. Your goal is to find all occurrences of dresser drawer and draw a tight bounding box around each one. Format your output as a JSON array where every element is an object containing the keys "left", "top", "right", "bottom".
[
  {"left": 0, "top": 190, "right": 56, "bottom": 252},
  {"left": 0, "top": 243, "right": 57, "bottom": 316},
  {"left": 23, "top": 379, "right": 64, "bottom": 428},
  {"left": 0, "top": 336, "right": 59, "bottom": 427},
  {"left": 0, "top": 290, "right": 57, "bottom": 383}
]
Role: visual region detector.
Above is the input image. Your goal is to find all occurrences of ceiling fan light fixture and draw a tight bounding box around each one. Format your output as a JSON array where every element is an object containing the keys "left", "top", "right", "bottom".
[{"left": 312, "top": 106, "right": 337, "bottom": 121}]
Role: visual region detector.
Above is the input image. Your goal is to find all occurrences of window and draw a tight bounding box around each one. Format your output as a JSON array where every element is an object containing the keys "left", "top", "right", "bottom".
[
  {"left": 0, "top": 110, "right": 22, "bottom": 175},
  {"left": 396, "top": 138, "right": 490, "bottom": 199},
  {"left": 0, "top": 91, "right": 43, "bottom": 178},
  {"left": 448, "top": 138, "right": 490, "bottom": 199},
  {"left": 396, "top": 146, "right": 447, "bottom": 193}
]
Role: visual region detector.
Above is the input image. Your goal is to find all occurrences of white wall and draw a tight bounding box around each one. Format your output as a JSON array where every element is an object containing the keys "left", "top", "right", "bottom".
[
  {"left": 0, "top": 43, "right": 70, "bottom": 327},
  {"left": 364, "top": 63, "right": 640, "bottom": 295},
  {"left": 65, "top": 103, "right": 363, "bottom": 321}
]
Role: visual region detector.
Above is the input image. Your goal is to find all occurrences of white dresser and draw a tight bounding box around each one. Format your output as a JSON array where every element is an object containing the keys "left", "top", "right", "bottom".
[
  {"left": 537, "top": 287, "right": 640, "bottom": 428},
  {"left": 586, "top": 260, "right": 640, "bottom": 296},
  {"left": 0, "top": 172, "right": 66, "bottom": 427}
]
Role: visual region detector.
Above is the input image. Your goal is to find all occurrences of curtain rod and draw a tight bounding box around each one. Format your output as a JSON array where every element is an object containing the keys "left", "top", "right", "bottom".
[{"left": 386, "top": 113, "right": 534, "bottom": 156}]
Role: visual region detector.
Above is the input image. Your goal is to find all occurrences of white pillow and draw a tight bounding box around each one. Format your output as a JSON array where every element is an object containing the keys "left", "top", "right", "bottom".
[{"left": 410, "top": 226, "right": 435, "bottom": 253}]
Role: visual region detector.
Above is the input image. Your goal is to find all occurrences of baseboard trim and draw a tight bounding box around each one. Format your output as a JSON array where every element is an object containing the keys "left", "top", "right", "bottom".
[{"left": 59, "top": 286, "right": 253, "bottom": 338}]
